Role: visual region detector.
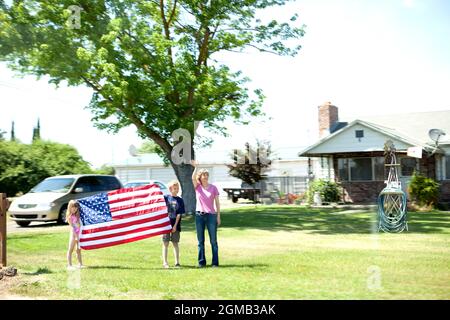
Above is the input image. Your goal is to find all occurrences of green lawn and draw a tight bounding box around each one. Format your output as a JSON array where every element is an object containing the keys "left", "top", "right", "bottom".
[{"left": 2, "top": 206, "right": 450, "bottom": 299}]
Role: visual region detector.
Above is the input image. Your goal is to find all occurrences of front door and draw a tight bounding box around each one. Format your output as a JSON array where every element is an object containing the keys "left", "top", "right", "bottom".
[{"left": 399, "top": 157, "right": 419, "bottom": 198}]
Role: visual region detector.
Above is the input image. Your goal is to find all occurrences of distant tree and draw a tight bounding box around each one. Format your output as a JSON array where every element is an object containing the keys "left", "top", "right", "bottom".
[
  {"left": 138, "top": 141, "right": 159, "bottom": 154},
  {"left": 93, "top": 164, "right": 115, "bottom": 175},
  {"left": 0, "top": 140, "right": 92, "bottom": 196},
  {"left": 32, "top": 118, "right": 41, "bottom": 141},
  {"left": 0, "top": 129, "right": 5, "bottom": 141},
  {"left": 227, "top": 140, "right": 272, "bottom": 186},
  {"left": 10, "top": 121, "right": 15, "bottom": 141}
]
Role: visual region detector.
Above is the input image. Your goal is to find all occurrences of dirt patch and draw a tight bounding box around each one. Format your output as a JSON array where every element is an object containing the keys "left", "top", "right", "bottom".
[{"left": 0, "top": 274, "right": 45, "bottom": 300}]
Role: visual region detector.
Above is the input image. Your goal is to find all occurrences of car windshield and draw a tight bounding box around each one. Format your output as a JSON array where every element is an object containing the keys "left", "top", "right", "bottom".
[{"left": 29, "top": 178, "right": 75, "bottom": 193}]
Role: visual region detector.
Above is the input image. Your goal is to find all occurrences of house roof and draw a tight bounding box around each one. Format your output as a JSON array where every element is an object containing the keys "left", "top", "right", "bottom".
[
  {"left": 354, "top": 110, "right": 450, "bottom": 145},
  {"left": 299, "top": 110, "right": 450, "bottom": 157}
]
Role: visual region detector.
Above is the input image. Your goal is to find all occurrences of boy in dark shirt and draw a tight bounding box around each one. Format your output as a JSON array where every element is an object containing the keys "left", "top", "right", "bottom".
[{"left": 162, "top": 180, "right": 185, "bottom": 268}]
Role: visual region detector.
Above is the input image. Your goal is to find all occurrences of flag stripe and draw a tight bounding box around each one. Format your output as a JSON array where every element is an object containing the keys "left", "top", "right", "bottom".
[
  {"left": 109, "top": 197, "right": 165, "bottom": 212},
  {"left": 111, "top": 202, "right": 167, "bottom": 218},
  {"left": 108, "top": 189, "right": 162, "bottom": 202},
  {"left": 80, "top": 220, "right": 171, "bottom": 242},
  {"left": 80, "top": 226, "right": 172, "bottom": 250},
  {"left": 108, "top": 191, "right": 163, "bottom": 206},
  {"left": 108, "top": 184, "right": 157, "bottom": 197},
  {"left": 111, "top": 205, "right": 168, "bottom": 220}
]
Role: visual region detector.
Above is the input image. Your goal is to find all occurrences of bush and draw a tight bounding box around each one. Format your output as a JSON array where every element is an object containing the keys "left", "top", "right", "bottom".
[
  {"left": 408, "top": 172, "right": 439, "bottom": 208},
  {"left": 0, "top": 140, "right": 92, "bottom": 197},
  {"left": 307, "top": 179, "right": 341, "bottom": 204}
]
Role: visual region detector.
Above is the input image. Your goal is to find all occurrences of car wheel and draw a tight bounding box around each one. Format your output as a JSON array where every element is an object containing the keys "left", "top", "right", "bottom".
[
  {"left": 16, "top": 221, "right": 31, "bottom": 227},
  {"left": 232, "top": 196, "right": 238, "bottom": 203},
  {"left": 58, "top": 205, "right": 68, "bottom": 225}
]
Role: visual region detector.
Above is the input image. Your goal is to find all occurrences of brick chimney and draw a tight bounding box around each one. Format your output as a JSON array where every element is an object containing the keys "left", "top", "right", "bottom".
[{"left": 318, "top": 102, "right": 338, "bottom": 138}]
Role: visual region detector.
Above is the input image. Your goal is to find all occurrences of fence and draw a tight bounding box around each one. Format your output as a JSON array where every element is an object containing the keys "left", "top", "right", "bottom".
[{"left": 260, "top": 176, "right": 310, "bottom": 198}]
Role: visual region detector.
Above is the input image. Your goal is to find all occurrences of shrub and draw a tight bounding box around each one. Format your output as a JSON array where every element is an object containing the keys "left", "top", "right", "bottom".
[
  {"left": 408, "top": 172, "right": 439, "bottom": 208},
  {"left": 307, "top": 179, "right": 341, "bottom": 204}
]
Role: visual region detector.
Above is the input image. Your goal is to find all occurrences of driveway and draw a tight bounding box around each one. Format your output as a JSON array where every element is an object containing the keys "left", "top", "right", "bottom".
[{"left": 7, "top": 220, "right": 67, "bottom": 234}]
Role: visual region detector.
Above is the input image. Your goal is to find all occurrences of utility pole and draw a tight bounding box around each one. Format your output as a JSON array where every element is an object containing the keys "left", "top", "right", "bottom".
[{"left": 0, "top": 193, "right": 9, "bottom": 267}]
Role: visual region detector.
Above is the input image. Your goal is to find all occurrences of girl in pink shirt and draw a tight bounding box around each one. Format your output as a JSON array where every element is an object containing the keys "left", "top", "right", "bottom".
[
  {"left": 66, "top": 200, "right": 84, "bottom": 270},
  {"left": 192, "top": 160, "right": 221, "bottom": 267}
]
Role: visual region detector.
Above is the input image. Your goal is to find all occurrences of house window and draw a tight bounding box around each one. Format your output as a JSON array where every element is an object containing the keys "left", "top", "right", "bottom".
[
  {"left": 338, "top": 157, "right": 386, "bottom": 181},
  {"left": 400, "top": 158, "right": 417, "bottom": 176},
  {"left": 446, "top": 156, "right": 450, "bottom": 179},
  {"left": 350, "top": 158, "right": 372, "bottom": 181},
  {"left": 374, "top": 157, "right": 386, "bottom": 181},
  {"left": 338, "top": 158, "right": 349, "bottom": 181},
  {"left": 355, "top": 130, "right": 364, "bottom": 138}
]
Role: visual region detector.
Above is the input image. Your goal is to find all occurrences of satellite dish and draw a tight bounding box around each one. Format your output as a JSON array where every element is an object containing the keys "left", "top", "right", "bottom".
[
  {"left": 128, "top": 144, "right": 138, "bottom": 157},
  {"left": 429, "top": 129, "right": 446, "bottom": 143},
  {"left": 428, "top": 129, "right": 446, "bottom": 155}
]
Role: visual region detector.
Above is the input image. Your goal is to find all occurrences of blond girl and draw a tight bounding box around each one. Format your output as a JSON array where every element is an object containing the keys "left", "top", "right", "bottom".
[{"left": 66, "top": 200, "right": 84, "bottom": 269}]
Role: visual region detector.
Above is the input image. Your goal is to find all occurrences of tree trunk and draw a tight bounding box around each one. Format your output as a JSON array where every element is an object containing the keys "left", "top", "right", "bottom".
[{"left": 172, "top": 162, "right": 196, "bottom": 213}]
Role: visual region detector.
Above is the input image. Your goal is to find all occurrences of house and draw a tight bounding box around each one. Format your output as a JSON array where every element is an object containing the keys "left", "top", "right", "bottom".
[
  {"left": 299, "top": 102, "right": 450, "bottom": 204},
  {"left": 113, "top": 148, "right": 313, "bottom": 199}
]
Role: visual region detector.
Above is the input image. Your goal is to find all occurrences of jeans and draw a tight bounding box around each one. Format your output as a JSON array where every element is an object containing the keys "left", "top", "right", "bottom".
[{"left": 195, "top": 213, "right": 219, "bottom": 266}]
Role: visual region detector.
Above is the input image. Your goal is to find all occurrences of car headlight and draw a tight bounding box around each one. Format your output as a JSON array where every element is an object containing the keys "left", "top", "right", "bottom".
[{"left": 37, "top": 202, "right": 56, "bottom": 210}]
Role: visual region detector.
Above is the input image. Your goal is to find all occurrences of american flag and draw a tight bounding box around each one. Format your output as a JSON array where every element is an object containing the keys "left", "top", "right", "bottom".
[{"left": 78, "top": 184, "right": 172, "bottom": 250}]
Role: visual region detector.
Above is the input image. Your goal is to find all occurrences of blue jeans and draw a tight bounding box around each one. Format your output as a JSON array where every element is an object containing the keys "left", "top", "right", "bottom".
[{"left": 195, "top": 213, "right": 219, "bottom": 266}]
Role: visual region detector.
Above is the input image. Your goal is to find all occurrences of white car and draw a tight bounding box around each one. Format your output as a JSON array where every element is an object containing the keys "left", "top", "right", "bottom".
[
  {"left": 123, "top": 180, "right": 170, "bottom": 196},
  {"left": 8, "top": 174, "right": 123, "bottom": 227}
]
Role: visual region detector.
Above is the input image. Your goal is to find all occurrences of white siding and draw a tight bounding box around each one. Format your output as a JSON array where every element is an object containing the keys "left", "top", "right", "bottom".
[
  {"left": 268, "top": 160, "right": 309, "bottom": 176},
  {"left": 148, "top": 167, "right": 177, "bottom": 182},
  {"left": 309, "top": 124, "right": 412, "bottom": 154},
  {"left": 116, "top": 168, "right": 148, "bottom": 183},
  {"left": 312, "top": 156, "right": 334, "bottom": 180}
]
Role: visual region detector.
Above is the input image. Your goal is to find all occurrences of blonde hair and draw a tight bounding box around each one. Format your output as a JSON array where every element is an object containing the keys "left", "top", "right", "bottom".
[
  {"left": 167, "top": 180, "right": 179, "bottom": 188},
  {"left": 65, "top": 200, "right": 80, "bottom": 224},
  {"left": 196, "top": 168, "right": 209, "bottom": 182}
]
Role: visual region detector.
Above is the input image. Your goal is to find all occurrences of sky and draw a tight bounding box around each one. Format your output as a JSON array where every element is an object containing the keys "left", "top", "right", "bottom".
[{"left": 1, "top": 0, "right": 450, "bottom": 167}]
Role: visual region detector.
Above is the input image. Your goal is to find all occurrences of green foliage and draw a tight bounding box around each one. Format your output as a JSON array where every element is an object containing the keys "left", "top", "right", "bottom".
[
  {"left": 307, "top": 179, "right": 341, "bottom": 204},
  {"left": 93, "top": 164, "right": 115, "bottom": 175},
  {"left": 0, "top": 140, "right": 92, "bottom": 196},
  {"left": 138, "top": 141, "right": 159, "bottom": 154},
  {"left": 408, "top": 172, "right": 440, "bottom": 207},
  {"left": 227, "top": 140, "right": 272, "bottom": 186}
]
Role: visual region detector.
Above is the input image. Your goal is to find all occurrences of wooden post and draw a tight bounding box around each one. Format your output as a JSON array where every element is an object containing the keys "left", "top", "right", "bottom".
[{"left": 0, "top": 193, "right": 8, "bottom": 268}]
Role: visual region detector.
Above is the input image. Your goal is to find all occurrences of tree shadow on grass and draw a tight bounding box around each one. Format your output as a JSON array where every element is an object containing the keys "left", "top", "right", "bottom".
[
  {"left": 24, "top": 267, "right": 53, "bottom": 275},
  {"left": 85, "top": 265, "right": 162, "bottom": 271},
  {"left": 180, "top": 207, "right": 450, "bottom": 235},
  {"left": 85, "top": 263, "right": 268, "bottom": 271}
]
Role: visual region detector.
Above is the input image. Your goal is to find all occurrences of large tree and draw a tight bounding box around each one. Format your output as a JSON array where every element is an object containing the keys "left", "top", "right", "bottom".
[{"left": 0, "top": 0, "right": 304, "bottom": 211}]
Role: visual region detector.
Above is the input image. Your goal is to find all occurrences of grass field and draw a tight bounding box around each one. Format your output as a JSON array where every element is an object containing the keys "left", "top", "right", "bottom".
[{"left": 1, "top": 206, "right": 449, "bottom": 299}]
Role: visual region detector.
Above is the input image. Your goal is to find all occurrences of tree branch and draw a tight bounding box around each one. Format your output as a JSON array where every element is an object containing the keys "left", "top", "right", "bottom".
[
  {"left": 160, "top": 0, "right": 174, "bottom": 66},
  {"left": 167, "top": 0, "right": 178, "bottom": 26}
]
